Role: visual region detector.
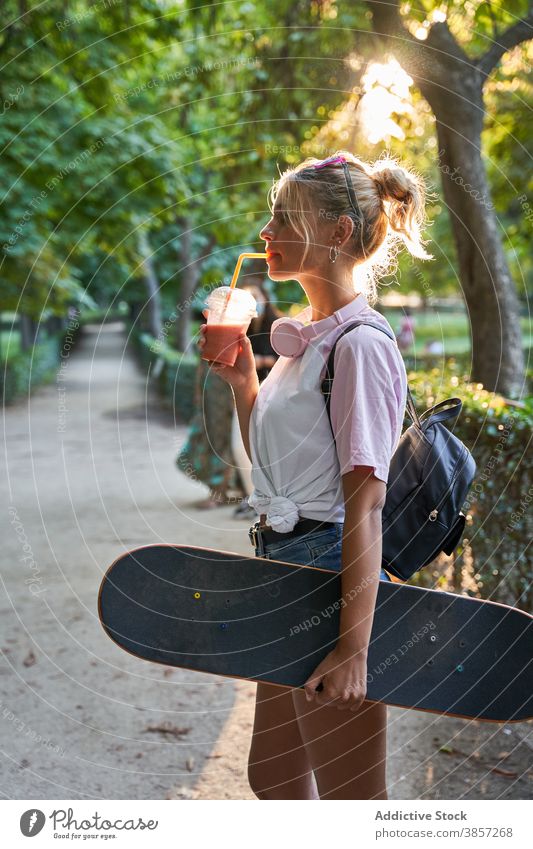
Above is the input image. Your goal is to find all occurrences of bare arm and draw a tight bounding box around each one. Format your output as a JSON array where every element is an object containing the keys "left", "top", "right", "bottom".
[
  {"left": 337, "top": 466, "right": 386, "bottom": 655},
  {"left": 303, "top": 465, "right": 386, "bottom": 710}
]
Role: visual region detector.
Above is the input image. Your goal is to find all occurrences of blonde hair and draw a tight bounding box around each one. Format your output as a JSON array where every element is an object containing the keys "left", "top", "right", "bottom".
[{"left": 267, "top": 149, "right": 433, "bottom": 305}]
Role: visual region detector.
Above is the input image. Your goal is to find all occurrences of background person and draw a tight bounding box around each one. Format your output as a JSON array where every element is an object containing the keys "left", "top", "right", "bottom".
[
  {"left": 396, "top": 306, "right": 416, "bottom": 352},
  {"left": 176, "top": 309, "right": 244, "bottom": 510}
]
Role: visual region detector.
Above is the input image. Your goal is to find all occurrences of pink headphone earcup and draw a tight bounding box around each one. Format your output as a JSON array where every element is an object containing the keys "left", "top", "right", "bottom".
[{"left": 270, "top": 318, "right": 308, "bottom": 357}]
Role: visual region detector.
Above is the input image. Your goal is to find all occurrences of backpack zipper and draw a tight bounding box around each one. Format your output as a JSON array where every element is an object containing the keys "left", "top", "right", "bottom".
[{"left": 427, "top": 446, "right": 468, "bottom": 522}]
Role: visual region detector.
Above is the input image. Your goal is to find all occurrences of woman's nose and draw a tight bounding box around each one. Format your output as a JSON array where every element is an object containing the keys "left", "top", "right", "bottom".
[{"left": 259, "top": 220, "right": 274, "bottom": 241}]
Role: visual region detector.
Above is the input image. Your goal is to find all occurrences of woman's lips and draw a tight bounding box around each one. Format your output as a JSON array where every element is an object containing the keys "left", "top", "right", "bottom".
[{"left": 266, "top": 251, "right": 280, "bottom": 260}]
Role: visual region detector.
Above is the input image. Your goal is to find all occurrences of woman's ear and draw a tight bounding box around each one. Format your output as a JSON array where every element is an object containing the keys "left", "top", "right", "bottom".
[{"left": 335, "top": 214, "right": 355, "bottom": 245}]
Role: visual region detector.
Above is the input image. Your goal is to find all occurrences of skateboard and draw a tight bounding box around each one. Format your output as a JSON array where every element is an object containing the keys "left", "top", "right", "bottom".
[{"left": 98, "top": 545, "right": 533, "bottom": 723}]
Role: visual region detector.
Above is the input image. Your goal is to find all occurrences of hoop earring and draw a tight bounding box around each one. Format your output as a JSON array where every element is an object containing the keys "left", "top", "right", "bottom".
[{"left": 329, "top": 243, "right": 340, "bottom": 263}]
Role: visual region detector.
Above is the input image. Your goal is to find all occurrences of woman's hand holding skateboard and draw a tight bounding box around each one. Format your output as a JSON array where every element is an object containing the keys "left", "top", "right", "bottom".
[{"left": 303, "top": 644, "right": 368, "bottom": 712}]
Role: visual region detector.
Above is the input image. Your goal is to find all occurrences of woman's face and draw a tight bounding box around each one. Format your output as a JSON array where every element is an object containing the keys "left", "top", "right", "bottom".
[{"left": 259, "top": 200, "right": 329, "bottom": 281}]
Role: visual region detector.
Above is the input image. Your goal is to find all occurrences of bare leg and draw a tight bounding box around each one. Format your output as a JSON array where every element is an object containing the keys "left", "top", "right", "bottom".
[
  {"left": 292, "top": 691, "right": 388, "bottom": 800},
  {"left": 247, "top": 683, "right": 319, "bottom": 799}
]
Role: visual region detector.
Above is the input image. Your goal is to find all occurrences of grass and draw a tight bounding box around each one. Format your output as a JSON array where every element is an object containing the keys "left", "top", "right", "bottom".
[{"left": 382, "top": 311, "right": 532, "bottom": 356}]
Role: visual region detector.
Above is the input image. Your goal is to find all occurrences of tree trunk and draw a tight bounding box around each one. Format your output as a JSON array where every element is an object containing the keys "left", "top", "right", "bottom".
[
  {"left": 129, "top": 301, "right": 142, "bottom": 327},
  {"left": 366, "top": 3, "right": 530, "bottom": 397},
  {"left": 174, "top": 219, "right": 216, "bottom": 352},
  {"left": 46, "top": 315, "right": 65, "bottom": 334},
  {"left": 433, "top": 117, "right": 525, "bottom": 396},
  {"left": 19, "top": 314, "right": 38, "bottom": 351},
  {"left": 138, "top": 231, "right": 163, "bottom": 341}
]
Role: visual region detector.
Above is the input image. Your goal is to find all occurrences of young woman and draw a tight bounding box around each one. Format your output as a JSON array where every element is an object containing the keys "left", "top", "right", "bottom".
[{"left": 198, "top": 150, "right": 431, "bottom": 799}]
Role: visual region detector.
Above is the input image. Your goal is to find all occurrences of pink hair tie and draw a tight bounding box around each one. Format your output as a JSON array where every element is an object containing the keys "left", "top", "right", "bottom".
[{"left": 312, "top": 155, "right": 347, "bottom": 170}]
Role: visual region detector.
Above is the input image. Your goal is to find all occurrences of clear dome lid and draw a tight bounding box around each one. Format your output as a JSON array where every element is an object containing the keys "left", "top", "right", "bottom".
[{"left": 205, "top": 286, "right": 257, "bottom": 318}]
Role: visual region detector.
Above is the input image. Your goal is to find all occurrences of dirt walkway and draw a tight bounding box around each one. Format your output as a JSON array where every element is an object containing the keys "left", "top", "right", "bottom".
[{"left": 1, "top": 323, "right": 530, "bottom": 800}]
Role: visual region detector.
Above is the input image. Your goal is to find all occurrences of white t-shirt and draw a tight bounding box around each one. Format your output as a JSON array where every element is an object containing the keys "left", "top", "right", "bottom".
[{"left": 247, "top": 293, "right": 408, "bottom": 532}]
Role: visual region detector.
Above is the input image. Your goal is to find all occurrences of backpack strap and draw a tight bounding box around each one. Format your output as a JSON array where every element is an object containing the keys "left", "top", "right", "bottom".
[
  {"left": 418, "top": 398, "right": 462, "bottom": 430},
  {"left": 320, "top": 320, "right": 421, "bottom": 429}
]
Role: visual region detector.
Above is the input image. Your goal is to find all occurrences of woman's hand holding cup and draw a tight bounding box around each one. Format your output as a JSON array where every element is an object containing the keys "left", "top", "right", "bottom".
[{"left": 198, "top": 313, "right": 259, "bottom": 395}]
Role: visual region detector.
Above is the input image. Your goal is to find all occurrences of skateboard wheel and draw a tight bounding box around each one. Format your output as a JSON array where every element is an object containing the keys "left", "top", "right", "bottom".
[
  {"left": 456, "top": 664, "right": 464, "bottom": 672},
  {"left": 430, "top": 635, "right": 437, "bottom": 642},
  {"left": 220, "top": 623, "right": 228, "bottom": 630},
  {"left": 194, "top": 592, "right": 201, "bottom": 599}
]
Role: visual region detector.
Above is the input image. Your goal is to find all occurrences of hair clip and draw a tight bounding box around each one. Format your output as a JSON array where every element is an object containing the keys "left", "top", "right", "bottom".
[{"left": 312, "top": 155, "right": 347, "bottom": 170}]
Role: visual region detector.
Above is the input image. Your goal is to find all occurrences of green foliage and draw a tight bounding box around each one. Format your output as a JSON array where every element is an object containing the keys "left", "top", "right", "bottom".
[
  {"left": 2, "top": 334, "right": 61, "bottom": 404},
  {"left": 0, "top": 1, "right": 183, "bottom": 318},
  {"left": 407, "top": 363, "right": 532, "bottom": 609},
  {"left": 2, "top": 0, "right": 532, "bottom": 323}
]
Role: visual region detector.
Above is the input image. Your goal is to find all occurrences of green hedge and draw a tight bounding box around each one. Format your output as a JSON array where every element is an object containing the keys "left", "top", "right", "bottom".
[
  {"left": 403, "top": 347, "right": 532, "bottom": 394},
  {"left": 407, "top": 361, "right": 532, "bottom": 610},
  {"left": 78, "top": 306, "right": 128, "bottom": 325},
  {"left": 2, "top": 335, "right": 62, "bottom": 405},
  {"left": 2, "top": 317, "right": 84, "bottom": 406},
  {"left": 130, "top": 330, "right": 198, "bottom": 424}
]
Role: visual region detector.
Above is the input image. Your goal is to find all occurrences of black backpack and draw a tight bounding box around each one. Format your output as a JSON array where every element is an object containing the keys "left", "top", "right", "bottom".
[{"left": 321, "top": 320, "right": 477, "bottom": 581}]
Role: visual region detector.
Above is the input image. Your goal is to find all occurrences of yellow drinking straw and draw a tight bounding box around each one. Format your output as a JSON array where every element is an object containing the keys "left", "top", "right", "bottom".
[
  {"left": 223, "top": 252, "right": 268, "bottom": 310},
  {"left": 229, "top": 252, "right": 268, "bottom": 289}
]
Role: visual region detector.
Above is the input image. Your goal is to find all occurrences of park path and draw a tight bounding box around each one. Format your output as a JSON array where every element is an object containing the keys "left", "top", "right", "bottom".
[{"left": 1, "top": 323, "right": 530, "bottom": 800}]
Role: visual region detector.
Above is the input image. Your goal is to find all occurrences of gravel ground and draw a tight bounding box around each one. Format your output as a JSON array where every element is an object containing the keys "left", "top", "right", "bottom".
[{"left": 1, "top": 323, "right": 530, "bottom": 800}]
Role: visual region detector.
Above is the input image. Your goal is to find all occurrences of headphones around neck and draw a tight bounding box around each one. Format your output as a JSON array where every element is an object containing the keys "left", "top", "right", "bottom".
[
  {"left": 270, "top": 316, "right": 318, "bottom": 357},
  {"left": 270, "top": 294, "right": 366, "bottom": 357}
]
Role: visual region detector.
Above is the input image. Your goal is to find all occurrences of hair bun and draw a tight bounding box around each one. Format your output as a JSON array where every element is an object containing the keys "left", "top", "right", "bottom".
[
  {"left": 373, "top": 167, "right": 414, "bottom": 204},
  {"left": 370, "top": 159, "right": 432, "bottom": 260},
  {"left": 373, "top": 175, "right": 387, "bottom": 202}
]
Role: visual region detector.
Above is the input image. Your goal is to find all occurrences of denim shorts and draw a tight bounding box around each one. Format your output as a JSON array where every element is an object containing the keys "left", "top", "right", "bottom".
[{"left": 253, "top": 522, "right": 391, "bottom": 581}]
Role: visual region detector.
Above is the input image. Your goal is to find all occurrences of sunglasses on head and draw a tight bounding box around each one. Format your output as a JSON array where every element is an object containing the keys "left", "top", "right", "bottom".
[{"left": 312, "top": 155, "right": 362, "bottom": 221}]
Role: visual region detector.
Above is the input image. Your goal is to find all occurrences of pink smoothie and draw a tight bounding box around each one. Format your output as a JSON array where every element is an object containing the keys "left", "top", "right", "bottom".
[{"left": 201, "top": 322, "right": 248, "bottom": 366}]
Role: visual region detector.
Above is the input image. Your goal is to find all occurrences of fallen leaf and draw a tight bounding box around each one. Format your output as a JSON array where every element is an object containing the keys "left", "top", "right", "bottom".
[{"left": 23, "top": 651, "right": 36, "bottom": 667}]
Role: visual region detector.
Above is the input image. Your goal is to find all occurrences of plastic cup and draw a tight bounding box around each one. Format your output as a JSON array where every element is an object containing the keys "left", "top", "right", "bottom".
[{"left": 201, "top": 286, "right": 257, "bottom": 366}]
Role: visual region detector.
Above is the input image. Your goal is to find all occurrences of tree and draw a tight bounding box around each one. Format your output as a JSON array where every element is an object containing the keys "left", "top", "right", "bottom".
[
  {"left": 366, "top": 0, "right": 532, "bottom": 397},
  {"left": 137, "top": 229, "right": 163, "bottom": 340}
]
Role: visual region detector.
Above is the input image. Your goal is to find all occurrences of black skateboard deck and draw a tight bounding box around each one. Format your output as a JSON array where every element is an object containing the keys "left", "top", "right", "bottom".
[{"left": 98, "top": 545, "right": 533, "bottom": 722}]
